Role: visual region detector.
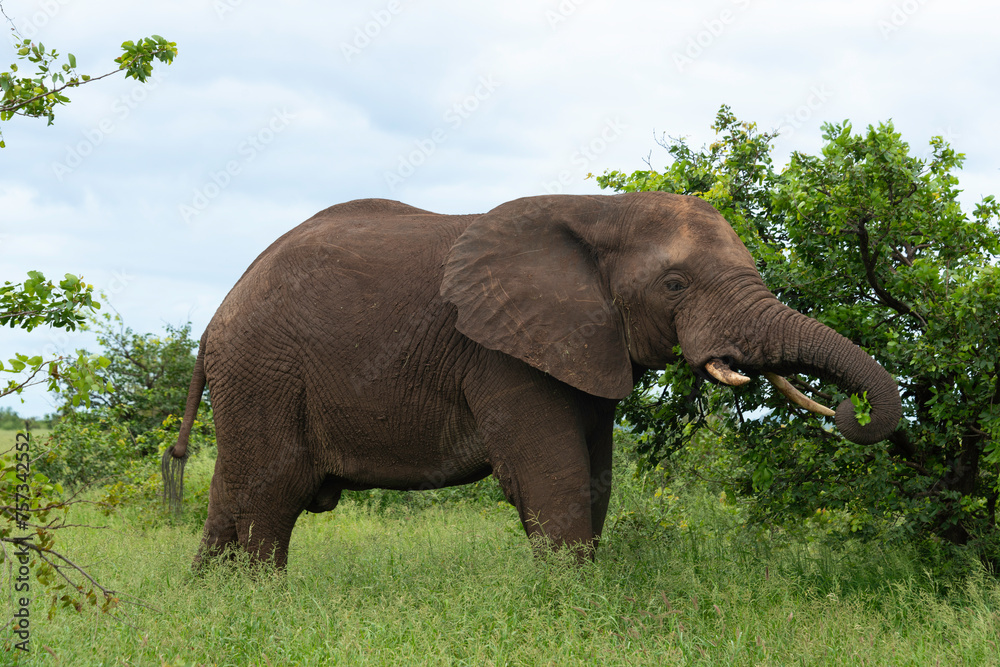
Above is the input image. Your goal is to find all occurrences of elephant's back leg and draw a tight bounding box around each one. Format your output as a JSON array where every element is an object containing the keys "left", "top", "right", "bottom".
[
  {"left": 193, "top": 456, "right": 239, "bottom": 567},
  {"left": 202, "top": 366, "right": 324, "bottom": 568}
]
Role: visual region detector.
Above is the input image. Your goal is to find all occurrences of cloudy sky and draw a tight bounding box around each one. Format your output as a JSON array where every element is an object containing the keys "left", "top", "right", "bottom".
[{"left": 2, "top": 0, "right": 998, "bottom": 418}]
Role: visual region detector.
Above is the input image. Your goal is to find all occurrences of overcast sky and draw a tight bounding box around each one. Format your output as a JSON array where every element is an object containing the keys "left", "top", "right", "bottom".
[{"left": 2, "top": 0, "right": 998, "bottom": 418}]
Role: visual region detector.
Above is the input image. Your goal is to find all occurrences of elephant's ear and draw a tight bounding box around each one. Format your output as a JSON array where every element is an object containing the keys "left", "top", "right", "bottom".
[{"left": 441, "top": 195, "right": 633, "bottom": 400}]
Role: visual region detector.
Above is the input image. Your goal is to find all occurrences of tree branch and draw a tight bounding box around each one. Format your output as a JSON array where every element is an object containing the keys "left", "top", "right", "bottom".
[
  {"left": 1, "top": 536, "right": 118, "bottom": 600},
  {"left": 856, "top": 215, "right": 928, "bottom": 328},
  {"left": 0, "top": 67, "right": 121, "bottom": 117},
  {"left": 0, "top": 363, "right": 45, "bottom": 400}
]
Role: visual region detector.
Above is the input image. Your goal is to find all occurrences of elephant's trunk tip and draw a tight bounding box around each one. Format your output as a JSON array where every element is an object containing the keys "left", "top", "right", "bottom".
[
  {"left": 758, "top": 305, "right": 903, "bottom": 446},
  {"left": 833, "top": 389, "right": 903, "bottom": 447}
]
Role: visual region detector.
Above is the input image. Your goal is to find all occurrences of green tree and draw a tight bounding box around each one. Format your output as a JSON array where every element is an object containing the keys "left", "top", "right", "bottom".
[
  {"left": 41, "top": 319, "right": 207, "bottom": 489},
  {"left": 56, "top": 318, "right": 202, "bottom": 437},
  {"left": 599, "top": 106, "right": 1000, "bottom": 557}
]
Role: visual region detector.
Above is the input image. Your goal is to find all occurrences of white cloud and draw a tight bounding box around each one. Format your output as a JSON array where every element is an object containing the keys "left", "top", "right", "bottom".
[{"left": 2, "top": 0, "right": 999, "bottom": 416}]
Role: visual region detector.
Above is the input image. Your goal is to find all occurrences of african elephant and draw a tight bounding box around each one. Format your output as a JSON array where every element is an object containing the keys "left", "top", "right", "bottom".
[{"left": 164, "top": 193, "right": 901, "bottom": 568}]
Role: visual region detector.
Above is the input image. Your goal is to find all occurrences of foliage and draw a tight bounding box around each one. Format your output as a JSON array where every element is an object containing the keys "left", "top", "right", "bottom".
[
  {"left": 0, "top": 21, "right": 176, "bottom": 147},
  {"left": 39, "top": 320, "right": 208, "bottom": 494},
  {"left": 599, "top": 106, "right": 1000, "bottom": 557},
  {"left": 54, "top": 317, "right": 203, "bottom": 436},
  {"left": 39, "top": 405, "right": 214, "bottom": 492},
  {"left": 0, "top": 6, "right": 177, "bottom": 628},
  {"left": 1, "top": 430, "right": 120, "bottom": 637},
  {"left": 1, "top": 271, "right": 112, "bottom": 407},
  {"left": 0, "top": 270, "right": 120, "bottom": 621},
  {"left": 85, "top": 410, "right": 216, "bottom": 534}
]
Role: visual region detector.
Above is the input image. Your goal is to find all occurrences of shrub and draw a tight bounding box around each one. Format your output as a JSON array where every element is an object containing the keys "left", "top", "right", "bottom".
[{"left": 601, "top": 106, "right": 1000, "bottom": 560}]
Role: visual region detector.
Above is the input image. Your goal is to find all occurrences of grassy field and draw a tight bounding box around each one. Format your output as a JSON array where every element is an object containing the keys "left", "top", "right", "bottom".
[
  {"left": 2, "top": 439, "right": 999, "bottom": 665},
  {"left": 0, "top": 427, "right": 51, "bottom": 450}
]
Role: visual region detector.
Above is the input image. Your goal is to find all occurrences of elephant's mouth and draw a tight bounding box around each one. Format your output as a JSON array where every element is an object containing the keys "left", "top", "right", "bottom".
[{"left": 704, "top": 358, "right": 835, "bottom": 418}]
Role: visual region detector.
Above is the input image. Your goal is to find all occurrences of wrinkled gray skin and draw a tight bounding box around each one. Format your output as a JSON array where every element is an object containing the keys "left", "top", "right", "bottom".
[{"left": 166, "top": 193, "right": 901, "bottom": 568}]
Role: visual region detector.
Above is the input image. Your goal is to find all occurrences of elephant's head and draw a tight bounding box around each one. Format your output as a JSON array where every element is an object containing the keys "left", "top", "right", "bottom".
[{"left": 441, "top": 192, "right": 901, "bottom": 445}]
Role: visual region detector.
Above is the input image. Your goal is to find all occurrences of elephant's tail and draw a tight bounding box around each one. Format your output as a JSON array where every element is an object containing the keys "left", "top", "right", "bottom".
[{"left": 162, "top": 333, "right": 207, "bottom": 513}]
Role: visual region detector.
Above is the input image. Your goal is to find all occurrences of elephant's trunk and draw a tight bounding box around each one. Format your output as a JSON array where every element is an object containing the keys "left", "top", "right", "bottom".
[{"left": 752, "top": 303, "right": 901, "bottom": 445}]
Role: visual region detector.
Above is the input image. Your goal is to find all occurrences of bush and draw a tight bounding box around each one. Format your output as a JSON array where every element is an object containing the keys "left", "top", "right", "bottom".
[
  {"left": 38, "top": 407, "right": 214, "bottom": 491},
  {"left": 601, "top": 106, "right": 1000, "bottom": 559},
  {"left": 40, "top": 319, "right": 209, "bottom": 493}
]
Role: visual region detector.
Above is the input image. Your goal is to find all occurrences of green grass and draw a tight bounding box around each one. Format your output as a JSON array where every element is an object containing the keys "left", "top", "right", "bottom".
[
  {"left": 0, "top": 428, "right": 51, "bottom": 451},
  {"left": 3, "top": 451, "right": 999, "bottom": 666}
]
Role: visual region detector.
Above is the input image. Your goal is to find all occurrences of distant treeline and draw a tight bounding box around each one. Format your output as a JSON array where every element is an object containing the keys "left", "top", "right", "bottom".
[{"left": 0, "top": 407, "right": 55, "bottom": 430}]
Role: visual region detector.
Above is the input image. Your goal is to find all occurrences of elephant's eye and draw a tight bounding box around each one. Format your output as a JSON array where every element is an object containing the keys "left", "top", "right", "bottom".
[{"left": 665, "top": 280, "right": 686, "bottom": 292}]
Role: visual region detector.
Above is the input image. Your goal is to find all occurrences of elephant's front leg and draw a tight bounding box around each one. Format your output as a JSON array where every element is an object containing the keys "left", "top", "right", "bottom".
[
  {"left": 469, "top": 368, "right": 598, "bottom": 560},
  {"left": 494, "top": 446, "right": 596, "bottom": 560},
  {"left": 585, "top": 403, "right": 616, "bottom": 549}
]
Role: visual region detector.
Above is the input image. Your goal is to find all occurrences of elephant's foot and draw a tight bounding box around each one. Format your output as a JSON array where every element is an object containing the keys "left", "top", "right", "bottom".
[
  {"left": 191, "top": 538, "right": 239, "bottom": 572},
  {"left": 525, "top": 531, "right": 597, "bottom": 565}
]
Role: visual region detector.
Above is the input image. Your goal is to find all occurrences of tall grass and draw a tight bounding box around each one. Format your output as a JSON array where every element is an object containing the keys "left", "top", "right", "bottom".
[{"left": 2, "top": 444, "right": 999, "bottom": 666}]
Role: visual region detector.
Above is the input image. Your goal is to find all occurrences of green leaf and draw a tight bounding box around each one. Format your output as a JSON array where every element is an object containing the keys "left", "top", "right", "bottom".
[{"left": 850, "top": 392, "right": 872, "bottom": 427}]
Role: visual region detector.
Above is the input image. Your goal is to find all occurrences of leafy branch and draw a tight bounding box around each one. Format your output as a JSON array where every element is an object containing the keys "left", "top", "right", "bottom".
[
  {"left": 0, "top": 30, "right": 176, "bottom": 147},
  {"left": 1, "top": 272, "right": 112, "bottom": 407}
]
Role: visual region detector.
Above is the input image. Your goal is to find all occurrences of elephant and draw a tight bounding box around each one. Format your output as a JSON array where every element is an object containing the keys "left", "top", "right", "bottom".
[{"left": 163, "top": 193, "right": 901, "bottom": 568}]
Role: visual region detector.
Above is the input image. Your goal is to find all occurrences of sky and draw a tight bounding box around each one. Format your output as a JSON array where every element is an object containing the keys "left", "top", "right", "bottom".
[{"left": 1, "top": 0, "right": 998, "bottom": 418}]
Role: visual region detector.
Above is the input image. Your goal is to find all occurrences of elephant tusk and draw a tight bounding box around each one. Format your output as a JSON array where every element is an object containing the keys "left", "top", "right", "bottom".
[
  {"left": 705, "top": 359, "right": 750, "bottom": 386},
  {"left": 764, "top": 372, "right": 836, "bottom": 417}
]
